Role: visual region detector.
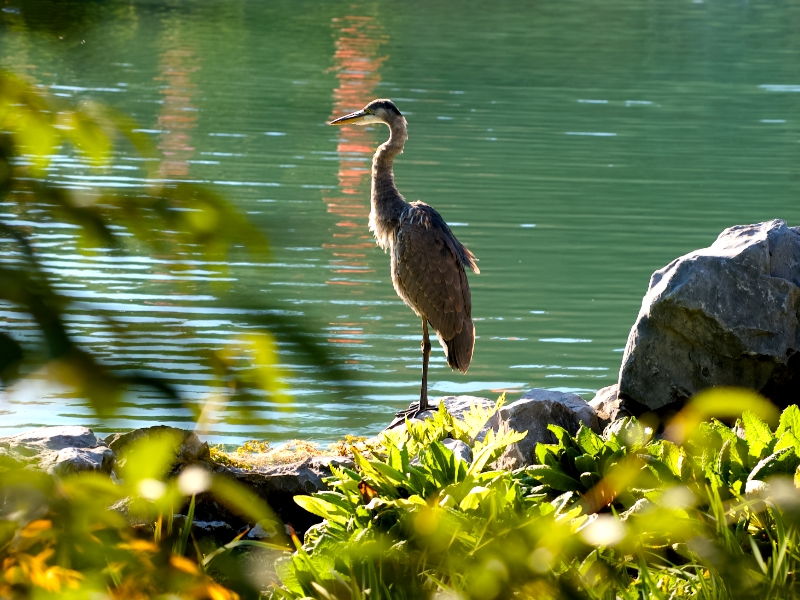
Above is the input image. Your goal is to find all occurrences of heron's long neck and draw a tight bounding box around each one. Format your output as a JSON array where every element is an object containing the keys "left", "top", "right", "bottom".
[{"left": 369, "top": 117, "right": 408, "bottom": 250}]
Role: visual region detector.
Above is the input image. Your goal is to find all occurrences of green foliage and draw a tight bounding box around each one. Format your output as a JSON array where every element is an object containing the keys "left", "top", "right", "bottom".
[
  {"left": 380, "top": 393, "right": 508, "bottom": 458},
  {"left": 0, "top": 431, "right": 287, "bottom": 599},
  {"left": 273, "top": 402, "right": 800, "bottom": 599}
]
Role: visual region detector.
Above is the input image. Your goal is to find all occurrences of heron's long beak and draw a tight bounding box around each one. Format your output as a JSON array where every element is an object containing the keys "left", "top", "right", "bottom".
[{"left": 329, "top": 109, "right": 367, "bottom": 126}]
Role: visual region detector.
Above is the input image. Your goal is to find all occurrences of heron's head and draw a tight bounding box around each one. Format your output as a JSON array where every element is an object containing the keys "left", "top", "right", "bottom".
[{"left": 329, "top": 99, "right": 403, "bottom": 127}]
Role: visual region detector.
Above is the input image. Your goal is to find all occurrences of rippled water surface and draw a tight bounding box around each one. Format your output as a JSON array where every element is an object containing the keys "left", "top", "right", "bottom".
[{"left": 1, "top": 0, "right": 800, "bottom": 443}]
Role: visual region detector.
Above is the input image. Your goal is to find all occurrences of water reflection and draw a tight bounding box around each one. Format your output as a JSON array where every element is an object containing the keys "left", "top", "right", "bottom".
[
  {"left": 323, "top": 14, "right": 386, "bottom": 351},
  {"left": 155, "top": 20, "right": 198, "bottom": 179}
]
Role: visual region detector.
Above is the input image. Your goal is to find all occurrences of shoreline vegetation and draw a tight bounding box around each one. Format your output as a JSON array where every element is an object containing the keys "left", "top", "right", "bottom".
[{"left": 4, "top": 392, "right": 800, "bottom": 599}]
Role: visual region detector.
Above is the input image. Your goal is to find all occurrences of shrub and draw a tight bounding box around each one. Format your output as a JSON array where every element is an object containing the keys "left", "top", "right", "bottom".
[{"left": 271, "top": 393, "right": 800, "bottom": 600}]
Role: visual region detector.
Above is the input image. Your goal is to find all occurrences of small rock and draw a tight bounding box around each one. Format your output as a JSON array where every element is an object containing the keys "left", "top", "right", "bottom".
[
  {"left": 41, "top": 446, "right": 115, "bottom": 476},
  {"left": 442, "top": 438, "right": 472, "bottom": 463},
  {"left": 110, "top": 497, "right": 154, "bottom": 528},
  {"left": 209, "top": 457, "right": 335, "bottom": 534},
  {"left": 589, "top": 384, "right": 628, "bottom": 426},
  {"left": 309, "top": 456, "right": 356, "bottom": 471},
  {"left": 175, "top": 515, "right": 235, "bottom": 538},
  {"left": 246, "top": 523, "right": 277, "bottom": 539},
  {"left": 107, "top": 426, "right": 210, "bottom": 465},
  {"left": 480, "top": 389, "right": 600, "bottom": 470}
]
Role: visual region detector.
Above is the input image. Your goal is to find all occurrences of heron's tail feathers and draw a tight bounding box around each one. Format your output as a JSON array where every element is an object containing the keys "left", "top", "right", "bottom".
[
  {"left": 442, "top": 319, "right": 474, "bottom": 373},
  {"left": 461, "top": 246, "right": 480, "bottom": 274}
]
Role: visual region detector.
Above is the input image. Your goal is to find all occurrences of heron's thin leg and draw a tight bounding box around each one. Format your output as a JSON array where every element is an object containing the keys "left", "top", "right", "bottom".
[{"left": 419, "top": 318, "right": 431, "bottom": 411}]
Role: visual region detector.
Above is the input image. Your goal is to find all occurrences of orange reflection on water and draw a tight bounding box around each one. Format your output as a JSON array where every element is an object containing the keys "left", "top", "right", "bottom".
[
  {"left": 148, "top": 27, "right": 200, "bottom": 285},
  {"left": 323, "top": 14, "right": 387, "bottom": 349},
  {"left": 155, "top": 39, "right": 198, "bottom": 179}
]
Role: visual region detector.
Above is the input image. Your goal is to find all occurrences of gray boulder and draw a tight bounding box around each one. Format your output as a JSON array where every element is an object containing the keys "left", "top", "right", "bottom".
[
  {"left": 619, "top": 220, "right": 800, "bottom": 413},
  {"left": 0, "top": 426, "right": 113, "bottom": 475},
  {"left": 480, "top": 389, "right": 600, "bottom": 470}
]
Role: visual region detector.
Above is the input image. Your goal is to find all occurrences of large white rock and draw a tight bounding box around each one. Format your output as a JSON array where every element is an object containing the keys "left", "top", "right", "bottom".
[{"left": 619, "top": 220, "right": 800, "bottom": 413}]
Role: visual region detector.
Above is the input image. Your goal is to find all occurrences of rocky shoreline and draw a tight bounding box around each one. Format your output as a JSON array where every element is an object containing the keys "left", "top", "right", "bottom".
[
  {"left": 3, "top": 219, "right": 800, "bottom": 546},
  {"left": 0, "top": 389, "right": 603, "bottom": 539}
]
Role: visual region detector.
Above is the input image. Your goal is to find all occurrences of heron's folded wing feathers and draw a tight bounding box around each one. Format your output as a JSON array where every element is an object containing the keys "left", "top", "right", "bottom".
[{"left": 393, "top": 216, "right": 471, "bottom": 342}]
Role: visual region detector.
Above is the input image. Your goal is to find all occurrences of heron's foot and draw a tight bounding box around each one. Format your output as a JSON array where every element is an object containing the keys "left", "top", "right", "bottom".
[{"left": 385, "top": 400, "right": 432, "bottom": 430}]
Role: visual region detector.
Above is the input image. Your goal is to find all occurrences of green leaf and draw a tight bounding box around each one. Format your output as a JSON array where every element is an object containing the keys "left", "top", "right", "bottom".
[
  {"left": 525, "top": 465, "right": 583, "bottom": 492},
  {"left": 576, "top": 426, "right": 604, "bottom": 457},
  {"left": 660, "top": 440, "right": 684, "bottom": 479},
  {"left": 452, "top": 393, "right": 504, "bottom": 440},
  {"left": 294, "top": 496, "right": 350, "bottom": 527},
  {"left": 748, "top": 447, "right": 800, "bottom": 482},
  {"left": 468, "top": 428, "right": 526, "bottom": 476},
  {"left": 313, "top": 492, "right": 354, "bottom": 513},
  {"left": 118, "top": 430, "right": 183, "bottom": 484},
  {"left": 0, "top": 332, "right": 23, "bottom": 383},
  {"left": 547, "top": 424, "right": 573, "bottom": 450},
  {"left": 774, "top": 430, "right": 800, "bottom": 454},
  {"left": 209, "top": 475, "right": 281, "bottom": 532},
  {"left": 777, "top": 405, "right": 800, "bottom": 438},
  {"left": 574, "top": 454, "right": 597, "bottom": 475},
  {"left": 370, "top": 459, "right": 411, "bottom": 488},
  {"left": 535, "top": 443, "right": 559, "bottom": 466},
  {"left": 459, "top": 486, "right": 492, "bottom": 511},
  {"left": 579, "top": 472, "right": 599, "bottom": 489},
  {"left": 743, "top": 410, "right": 775, "bottom": 459}
]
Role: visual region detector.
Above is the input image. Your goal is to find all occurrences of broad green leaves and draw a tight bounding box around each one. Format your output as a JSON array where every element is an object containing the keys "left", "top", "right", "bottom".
[
  {"left": 743, "top": 410, "right": 775, "bottom": 459},
  {"left": 281, "top": 401, "right": 800, "bottom": 600}
]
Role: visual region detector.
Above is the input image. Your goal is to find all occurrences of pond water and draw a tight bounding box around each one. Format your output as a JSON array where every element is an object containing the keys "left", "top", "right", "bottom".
[{"left": 1, "top": 0, "right": 799, "bottom": 443}]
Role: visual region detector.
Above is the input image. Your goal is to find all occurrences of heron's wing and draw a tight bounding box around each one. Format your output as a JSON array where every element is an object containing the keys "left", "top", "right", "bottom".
[{"left": 392, "top": 209, "right": 473, "bottom": 343}]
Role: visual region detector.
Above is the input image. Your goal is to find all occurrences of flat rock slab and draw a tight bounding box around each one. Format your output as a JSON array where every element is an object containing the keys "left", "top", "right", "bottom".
[
  {"left": 0, "top": 426, "right": 113, "bottom": 475},
  {"left": 619, "top": 219, "right": 800, "bottom": 413},
  {"left": 480, "top": 389, "right": 600, "bottom": 470},
  {"left": 1, "top": 425, "right": 105, "bottom": 453}
]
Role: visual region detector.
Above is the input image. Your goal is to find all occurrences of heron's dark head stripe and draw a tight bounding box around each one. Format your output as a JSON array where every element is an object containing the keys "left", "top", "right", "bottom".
[{"left": 368, "top": 99, "right": 402, "bottom": 116}]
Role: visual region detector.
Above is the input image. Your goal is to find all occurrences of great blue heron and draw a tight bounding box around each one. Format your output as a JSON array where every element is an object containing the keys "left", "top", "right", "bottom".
[{"left": 330, "top": 99, "right": 479, "bottom": 422}]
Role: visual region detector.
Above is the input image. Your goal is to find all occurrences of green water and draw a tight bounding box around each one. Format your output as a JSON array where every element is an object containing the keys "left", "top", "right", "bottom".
[{"left": 1, "top": 0, "right": 799, "bottom": 442}]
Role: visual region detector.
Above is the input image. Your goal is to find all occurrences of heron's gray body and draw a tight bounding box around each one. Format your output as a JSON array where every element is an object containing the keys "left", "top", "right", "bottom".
[{"left": 330, "top": 98, "right": 478, "bottom": 417}]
